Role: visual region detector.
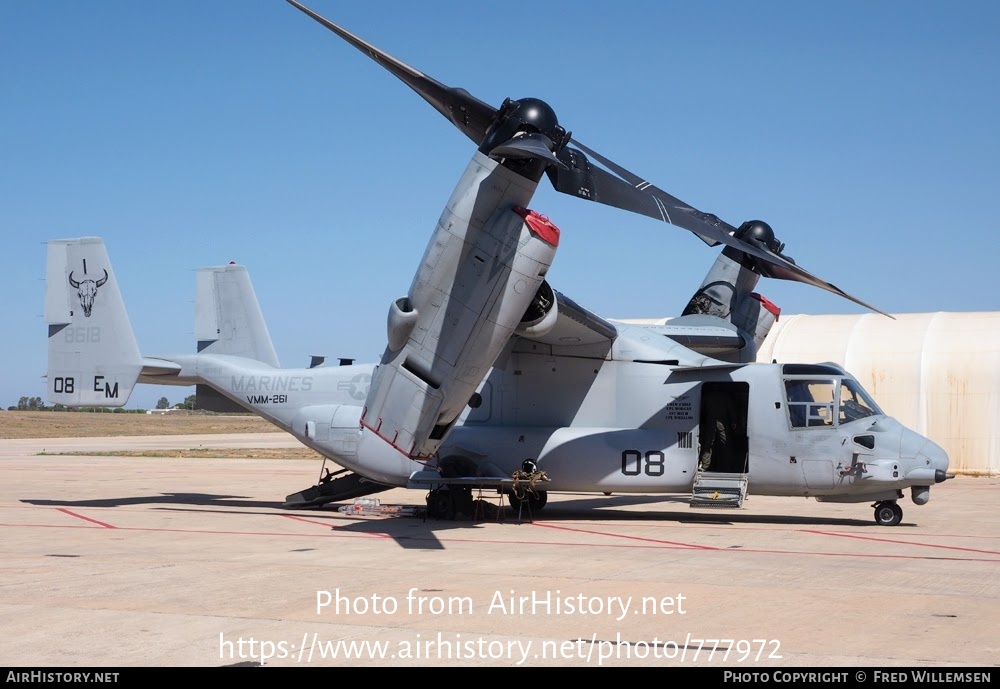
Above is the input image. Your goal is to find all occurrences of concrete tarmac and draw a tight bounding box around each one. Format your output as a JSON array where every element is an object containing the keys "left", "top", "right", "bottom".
[{"left": 1, "top": 433, "right": 998, "bottom": 668}]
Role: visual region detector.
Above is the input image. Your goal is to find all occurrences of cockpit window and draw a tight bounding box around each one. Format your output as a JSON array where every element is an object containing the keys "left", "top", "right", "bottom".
[
  {"left": 853, "top": 434, "right": 876, "bottom": 449},
  {"left": 784, "top": 379, "right": 835, "bottom": 428},
  {"left": 784, "top": 376, "right": 883, "bottom": 429},
  {"left": 839, "top": 379, "right": 882, "bottom": 423}
]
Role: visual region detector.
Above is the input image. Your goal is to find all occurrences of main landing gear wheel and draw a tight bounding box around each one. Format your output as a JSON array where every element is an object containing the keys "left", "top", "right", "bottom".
[
  {"left": 873, "top": 500, "right": 903, "bottom": 526},
  {"left": 507, "top": 490, "right": 548, "bottom": 512},
  {"left": 427, "top": 487, "right": 474, "bottom": 520}
]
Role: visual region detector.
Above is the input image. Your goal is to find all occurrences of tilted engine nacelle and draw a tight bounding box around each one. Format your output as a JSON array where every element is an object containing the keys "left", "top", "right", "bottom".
[
  {"left": 682, "top": 220, "right": 783, "bottom": 357},
  {"left": 360, "top": 153, "right": 561, "bottom": 459},
  {"left": 730, "top": 292, "right": 780, "bottom": 355}
]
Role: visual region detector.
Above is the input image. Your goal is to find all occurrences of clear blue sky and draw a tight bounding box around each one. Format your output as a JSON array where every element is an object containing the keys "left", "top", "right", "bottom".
[{"left": 2, "top": 1, "right": 998, "bottom": 410}]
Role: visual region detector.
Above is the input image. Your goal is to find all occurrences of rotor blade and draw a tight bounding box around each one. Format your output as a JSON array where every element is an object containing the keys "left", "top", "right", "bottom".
[
  {"left": 286, "top": 0, "right": 497, "bottom": 145},
  {"left": 286, "top": 1, "right": 887, "bottom": 318},
  {"left": 576, "top": 148, "right": 722, "bottom": 248},
  {"left": 556, "top": 141, "right": 892, "bottom": 317},
  {"left": 548, "top": 144, "right": 758, "bottom": 247},
  {"left": 570, "top": 138, "right": 727, "bottom": 246},
  {"left": 756, "top": 261, "right": 893, "bottom": 318}
]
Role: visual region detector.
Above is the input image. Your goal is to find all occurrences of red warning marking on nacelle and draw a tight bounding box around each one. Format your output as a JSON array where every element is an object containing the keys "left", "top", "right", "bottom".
[{"left": 513, "top": 206, "right": 560, "bottom": 247}]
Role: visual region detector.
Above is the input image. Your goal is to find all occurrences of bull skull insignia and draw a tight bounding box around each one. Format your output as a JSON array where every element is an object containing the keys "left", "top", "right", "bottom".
[{"left": 68, "top": 268, "right": 108, "bottom": 318}]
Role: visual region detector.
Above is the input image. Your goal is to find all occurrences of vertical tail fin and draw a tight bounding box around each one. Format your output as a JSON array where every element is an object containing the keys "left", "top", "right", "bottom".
[
  {"left": 45, "top": 237, "right": 142, "bottom": 406},
  {"left": 195, "top": 264, "right": 279, "bottom": 366}
]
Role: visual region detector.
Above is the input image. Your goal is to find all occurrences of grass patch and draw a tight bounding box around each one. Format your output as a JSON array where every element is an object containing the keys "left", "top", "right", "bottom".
[{"left": 1, "top": 410, "right": 284, "bottom": 439}]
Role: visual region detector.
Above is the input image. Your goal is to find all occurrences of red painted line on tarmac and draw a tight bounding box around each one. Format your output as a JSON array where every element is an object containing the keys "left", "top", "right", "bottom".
[
  {"left": 2, "top": 519, "right": 997, "bottom": 562},
  {"left": 0, "top": 522, "right": 394, "bottom": 540},
  {"left": 537, "top": 519, "right": 1000, "bottom": 541},
  {"left": 730, "top": 547, "right": 999, "bottom": 562},
  {"left": 281, "top": 514, "right": 339, "bottom": 528},
  {"left": 14, "top": 505, "right": 1000, "bottom": 542},
  {"left": 55, "top": 508, "right": 116, "bottom": 529},
  {"left": 532, "top": 522, "right": 718, "bottom": 549},
  {"left": 537, "top": 519, "right": 787, "bottom": 534},
  {"left": 281, "top": 514, "right": 392, "bottom": 538},
  {"left": 802, "top": 529, "right": 1000, "bottom": 556},
  {"left": 1, "top": 523, "right": 110, "bottom": 531}
]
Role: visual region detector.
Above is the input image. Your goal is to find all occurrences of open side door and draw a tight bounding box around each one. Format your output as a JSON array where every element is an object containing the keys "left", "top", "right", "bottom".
[{"left": 697, "top": 381, "right": 749, "bottom": 474}]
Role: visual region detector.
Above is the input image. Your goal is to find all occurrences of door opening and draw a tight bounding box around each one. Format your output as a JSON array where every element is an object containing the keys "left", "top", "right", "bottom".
[{"left": 698, "top": 381, "right": 749, "bottom": 473}]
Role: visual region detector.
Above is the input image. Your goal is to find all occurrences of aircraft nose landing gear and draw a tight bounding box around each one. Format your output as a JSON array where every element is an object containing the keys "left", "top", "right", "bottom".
[{"left": 873, "top": 500, "right": 903, "bottom": 526}]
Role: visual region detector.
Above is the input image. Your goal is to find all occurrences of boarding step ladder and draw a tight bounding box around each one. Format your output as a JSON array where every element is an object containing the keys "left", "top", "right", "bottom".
[{"left": 690, "top": 471, "right": 749, "bottom": 508}]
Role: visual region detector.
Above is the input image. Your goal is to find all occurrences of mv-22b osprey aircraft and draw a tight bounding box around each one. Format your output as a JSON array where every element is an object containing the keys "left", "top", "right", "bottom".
[{"left": 45, "top": 1, "right": 951, "bottom": 527}]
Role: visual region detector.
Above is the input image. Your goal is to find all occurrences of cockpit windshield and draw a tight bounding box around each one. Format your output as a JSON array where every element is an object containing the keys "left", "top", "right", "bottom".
[
  {"left": 784, "top": 376, "right": 883, "bottom": 429},
  {"left": 838, "top": 378, "right": 882, "bottom": 423}
]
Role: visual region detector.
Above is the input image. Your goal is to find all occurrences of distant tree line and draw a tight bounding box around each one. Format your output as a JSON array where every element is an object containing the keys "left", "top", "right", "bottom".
[{"left": 7, "top": 394, "right": 198, "bottom": 413}]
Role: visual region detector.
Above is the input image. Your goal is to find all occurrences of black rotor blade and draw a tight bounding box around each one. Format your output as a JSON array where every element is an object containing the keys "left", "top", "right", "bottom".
[
  {"left": 570, "top": 139, "right": 729, "bottom": 246},
  {"left": 286, "top": 0, "right": 497, "bottom": 145},
  {"left": 286, "top": 1, "right": 888, "bottom": 318},
  {"left": 558, "top": 140, "right": 891, "bottom": 317},
  {"left": 755, "top": 260, "right": 892, "bottom": 318},
  {"left": 548, "top": 145, "right": 736, "bottom": 241},
  {"left": 577, "top": 143, "right": 719, "bottom": 248}
]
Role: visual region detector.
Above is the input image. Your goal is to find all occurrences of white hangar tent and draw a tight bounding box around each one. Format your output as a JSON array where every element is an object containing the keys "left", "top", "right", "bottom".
[{"left": 756, "top": 312, "right": 1000, "bottom": 477}]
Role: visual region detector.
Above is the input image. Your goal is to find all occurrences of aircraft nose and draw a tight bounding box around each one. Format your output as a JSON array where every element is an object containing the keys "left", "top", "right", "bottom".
[
  {"left": 899, "top": 430, "right": 952, "bottom": 485},
  {"left": 919, "top": 438, "right": 951, "bottom": 483}
]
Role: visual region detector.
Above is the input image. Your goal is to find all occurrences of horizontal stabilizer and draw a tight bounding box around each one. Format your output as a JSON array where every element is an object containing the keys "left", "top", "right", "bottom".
[{"left": 46, "top": 238, "right": 141, "bottom": 407}]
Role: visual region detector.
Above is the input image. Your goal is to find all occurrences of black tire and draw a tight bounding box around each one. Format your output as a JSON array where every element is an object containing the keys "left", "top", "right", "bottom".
[
  {"left": 508, "top": 490, "right": 548, "bottom": 512},
  {"left": 874, "top": 501, "right": 902, "bottom": 526},
  {"left": 428, "top": 489, "right": 454, "bottom": 520}
]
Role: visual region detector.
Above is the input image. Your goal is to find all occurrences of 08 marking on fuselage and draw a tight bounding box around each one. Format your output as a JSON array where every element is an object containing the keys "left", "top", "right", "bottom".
[{"left": 621, "top": 450, "right": 666, "bottom": 477}]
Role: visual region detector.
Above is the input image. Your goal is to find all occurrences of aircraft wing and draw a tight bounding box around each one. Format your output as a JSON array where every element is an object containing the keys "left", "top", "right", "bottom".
[
  {"left": 139, "top": 358, "right": 183, "bottom": 377},
  {"left": 514, "top": 290, "right": 758, "bottom": 369},
  {"left": 513, "top": 289, "right": 618, "bottom": 350},
  {"left": 407, "top": 471, "right": 514, "bottom": 490}
]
